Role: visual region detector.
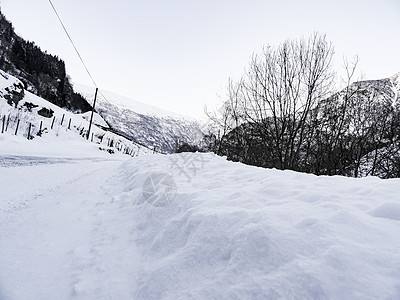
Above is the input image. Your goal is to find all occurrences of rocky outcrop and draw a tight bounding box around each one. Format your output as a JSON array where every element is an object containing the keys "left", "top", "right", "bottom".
[{"left": 0, "top": 69, "right": 24, "bottom": 107}]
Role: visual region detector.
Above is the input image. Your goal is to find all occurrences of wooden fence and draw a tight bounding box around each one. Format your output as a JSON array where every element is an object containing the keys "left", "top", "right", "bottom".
[{"left": 0, "top": 111, "right": 146, "bottom": 157}]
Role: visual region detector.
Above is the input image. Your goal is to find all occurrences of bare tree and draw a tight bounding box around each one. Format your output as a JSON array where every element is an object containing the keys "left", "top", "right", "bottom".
[
  {"left": 309, "top": 57, "right": 361, "bottom": 175},
  {"left": 214, "top": 32, "right": 335, "bottom": 170}
]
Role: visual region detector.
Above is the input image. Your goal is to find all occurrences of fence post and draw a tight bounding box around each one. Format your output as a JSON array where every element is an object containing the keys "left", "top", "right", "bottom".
[
  {"left": 61, "top": 114, "right": 65, "bottom": 125},
  {"left": 68, "top": 118, "right": 71, "bottom": 130},
  {"left": 6, "top": 115, "right": 10, "bottom": 131},
  {"left": 14, "top": 119, "right": 20, "bottom": 135},
  {"left": 39, "top": 121, "right": 43, "bottom": 133},
  {"left": 1, "top": 115, "right": 4, "bottom": 133},
  {"left": 91, "top": 132, "right": 94, "bottom": 142},
  {"left": 27, "top": 123, "right": 32, "bottom": 140},
  {"left": 51, "top": 116, "right": 55, "bottom": 129}
]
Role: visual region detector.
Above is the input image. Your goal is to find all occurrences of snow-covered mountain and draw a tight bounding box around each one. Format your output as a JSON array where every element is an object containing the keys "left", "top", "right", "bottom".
[
  {"left": 351, "top": 72, "right": 400, "bottom": 108},
  {"left": 318, "top": 72, "right": 400, "bottom": 178},
  {"left": 75, "top": 84, "right": 204, "bottom": 154}
]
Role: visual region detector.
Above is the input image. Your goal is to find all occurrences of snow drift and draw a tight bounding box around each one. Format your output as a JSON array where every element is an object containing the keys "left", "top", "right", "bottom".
[
  {"left": 113, "top": 153, "right": 400, "bottom": 299},
  {"left": 1, "top": 147, "right": 399, "bottom": 299}
]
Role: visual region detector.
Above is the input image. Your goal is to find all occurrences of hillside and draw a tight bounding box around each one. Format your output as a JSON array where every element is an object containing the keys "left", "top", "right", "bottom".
[
  {"left": 0, "top": 69, "right": 150, "bottom": 158},
  {"left": 317, "top": 72, "right": 400, "bottom": 178},
  {"left": 75, "top": 84, "right": 204, "bottom": 153},
  {"left": 0, "top": 10, "right": 91, "bottom": 113}
]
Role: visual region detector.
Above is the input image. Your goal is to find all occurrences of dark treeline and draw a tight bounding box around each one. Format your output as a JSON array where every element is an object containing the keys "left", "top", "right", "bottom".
[
  {"left": 205, "top": 33, "right": 400, "bottom": 178},
  {"left": 0, "top": 10, "right": 92, "bottom": 113}
]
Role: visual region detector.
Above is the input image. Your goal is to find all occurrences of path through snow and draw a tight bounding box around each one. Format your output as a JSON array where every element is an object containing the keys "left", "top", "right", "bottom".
[{"left": 0, "top": 156, "right": 138, "bottom": 299}]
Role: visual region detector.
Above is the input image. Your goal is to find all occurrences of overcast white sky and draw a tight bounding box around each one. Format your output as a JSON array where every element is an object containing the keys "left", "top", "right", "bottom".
[{"left": 1, "top": 0, "right": 399, "bottom": 118}]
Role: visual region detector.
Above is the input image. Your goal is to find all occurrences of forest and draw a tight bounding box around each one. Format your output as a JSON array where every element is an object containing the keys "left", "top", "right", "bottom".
[{"left": 0, "top": 10, "right": 91, "bottom": 113}]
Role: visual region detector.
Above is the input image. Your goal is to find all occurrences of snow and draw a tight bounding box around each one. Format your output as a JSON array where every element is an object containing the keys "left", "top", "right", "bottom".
[
  {"left": 1, "top": 144, "right": 399, "bottom": 299},
  {"left": 79, "top": 111, "right": 109, "bottom": 128},
  {"left": 1, "top": 69, "right": 400, "bottom": 299},
  {"left": 0, "top": 70, "right": 23, "bottom": 91},
  {"left": 369, "top": 202, "right": 400, "bottom": 221},
  {"left": 391, "top": 72, "right": 400, "bottom": 107},
  {"left": 0, "top": 157, "right": 136, "bottom": 299},
  {"left": 122, "top": 153, "right": 400, "bottom": 299},
  {"left": 0, "top": 76, "right": 151, "bottom": 158}
]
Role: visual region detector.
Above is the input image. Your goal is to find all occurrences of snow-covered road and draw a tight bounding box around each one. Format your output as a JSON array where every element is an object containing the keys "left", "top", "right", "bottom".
[
  {"left": 0, "top": 155, "right": 126, "bottom": 168},
  {"left": 0, "top": 155, "right": 71, "bottom": 167},
  {"left": 0, "top": 156, "right": 139, "bottom": 299},
  {"left": 0, "top": 155, "right": 118, "bottom": 167}
]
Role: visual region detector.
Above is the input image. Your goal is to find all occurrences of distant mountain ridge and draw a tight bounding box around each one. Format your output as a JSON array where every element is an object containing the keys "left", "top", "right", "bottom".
[
  {"left": 75, "top": 84, "right": 204, "bottom": 153},
  {"left": 353, "top": 72, "right": 399, "bottom": 107}
]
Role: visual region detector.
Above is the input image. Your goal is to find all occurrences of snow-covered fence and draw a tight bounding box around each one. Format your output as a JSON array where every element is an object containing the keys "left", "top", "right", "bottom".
[
  {"left": 0, "top": 109, "right": 145, "bottom": 157},
  {"left": 14, "top": 119, "right": 19, "bottom": 135},
  {"left": 1, "top": 115, "right": 5, "bottom": 133}
]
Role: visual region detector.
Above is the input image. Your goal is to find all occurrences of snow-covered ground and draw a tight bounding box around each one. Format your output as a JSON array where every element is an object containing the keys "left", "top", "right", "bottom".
[
  {"left": 1, "top": 136, "right": 400, "bottom": 299},
  {"left": 0, "top": 71, "right": 151, "bottom": 158}
]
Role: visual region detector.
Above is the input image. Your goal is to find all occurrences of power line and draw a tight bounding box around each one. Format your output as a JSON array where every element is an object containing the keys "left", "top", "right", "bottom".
[
  {"left": 47, "top": 0, "right": 97, "bottom": 88},
  {"left": 48, "top": 0, "right": 120, "bottom": 142},
  {"left": 48, "top": 0, "right": 114, "bottom": 107}
]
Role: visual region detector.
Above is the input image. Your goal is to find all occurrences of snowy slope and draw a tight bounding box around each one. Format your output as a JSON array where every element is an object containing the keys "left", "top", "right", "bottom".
[
  {"left": 1, "top": 150, "right": 399, "bottom": 299},
  {"left": 390, "top": 71, "right": 400, "bottom": 107},
  {"left": 0, "top": 70, "right": 151, "bottom": 158},
  {"left": 118, "top": 153, "right": 400, "bottom": 299},
  {"left": 0, "top": 70, "right": 24, "bottom": 95},
  {"left": 74, "top": 84, "right": 204, "bottom": 153}
]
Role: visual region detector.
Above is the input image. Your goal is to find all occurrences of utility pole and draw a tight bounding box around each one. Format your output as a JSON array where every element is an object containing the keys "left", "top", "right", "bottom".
[{"left": 87, "top": 87, "right": 98, "bottom": 140}]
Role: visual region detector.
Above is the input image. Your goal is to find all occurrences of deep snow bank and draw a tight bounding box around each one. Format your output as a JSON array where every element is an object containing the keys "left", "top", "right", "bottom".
[{"left": 115, "top": 153, "right": 400, "bottom": 299}]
